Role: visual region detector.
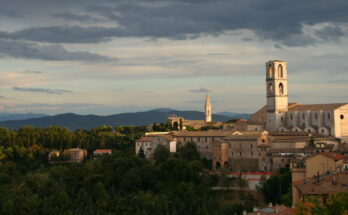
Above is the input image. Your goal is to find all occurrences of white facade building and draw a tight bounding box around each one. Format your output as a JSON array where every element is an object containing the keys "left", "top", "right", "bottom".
[{"left": 253, "top": 60, "right": 348, "bottom": 139}]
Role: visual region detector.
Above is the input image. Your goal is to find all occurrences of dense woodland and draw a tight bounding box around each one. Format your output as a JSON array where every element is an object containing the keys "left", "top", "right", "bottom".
[{"left": 0, "top": 125, "right": 346, "bottom": 215}]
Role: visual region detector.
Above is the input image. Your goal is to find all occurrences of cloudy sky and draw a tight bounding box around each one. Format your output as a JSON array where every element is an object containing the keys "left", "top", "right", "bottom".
[{"left": 0, "top": 0, "right": 348, "bottom": 115}]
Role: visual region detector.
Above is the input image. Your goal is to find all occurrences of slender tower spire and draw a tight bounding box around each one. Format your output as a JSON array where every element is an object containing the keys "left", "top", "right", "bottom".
[{"left": 205, "top": 94, "right": 212, "bottom": 123}]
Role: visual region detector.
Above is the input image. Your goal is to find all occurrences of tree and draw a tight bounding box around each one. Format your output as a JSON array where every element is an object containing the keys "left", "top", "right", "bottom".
[
  {"left": 258, "top": 167, "right": 291, "bottom": 205},
  {"left": 138, "top": 147, "right": 145, "bottom": 158},
  {"left": 179, "top": 142, "right": 200, "bottom": 161},
  {"left": 179, "top": 118, "right": 183, "bottom": 130},
  {"left": 173, "top": 122, "right": 179, "bottom": 131},
  {"left": 296, "top": 193, "right": 348, "bottom": 215},
  {"left": 153, "top": 145, "right": 170, "bottom": 164}
]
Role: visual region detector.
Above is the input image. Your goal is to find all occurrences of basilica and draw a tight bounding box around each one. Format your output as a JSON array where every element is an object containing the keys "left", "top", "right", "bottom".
[{"left": 251, "top": 60, "right": 348, "bottom": 139}]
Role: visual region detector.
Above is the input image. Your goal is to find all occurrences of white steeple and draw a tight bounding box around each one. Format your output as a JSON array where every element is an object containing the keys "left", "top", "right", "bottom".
[{"left": 205, "top": 94, "right": 212, "bottom": 123}]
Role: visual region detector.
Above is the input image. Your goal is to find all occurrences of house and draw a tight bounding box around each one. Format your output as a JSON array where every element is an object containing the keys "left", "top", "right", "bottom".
[
  {"left": 93, "top": 149, "right": 112, "bottom": 157},
  {"left": 63, "top": 148, "right": 87, "bottom": 163},
  {"left": 291, "top": 152, "right": 345, "bottom": 205},
  {"left": 293, "top": 172, "right": 348, "bottom": 204}
]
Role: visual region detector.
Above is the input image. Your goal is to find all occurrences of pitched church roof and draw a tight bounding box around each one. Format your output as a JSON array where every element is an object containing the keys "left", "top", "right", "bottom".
[{"left": 288, "top": 103, "right": 347, "bottom": 111}]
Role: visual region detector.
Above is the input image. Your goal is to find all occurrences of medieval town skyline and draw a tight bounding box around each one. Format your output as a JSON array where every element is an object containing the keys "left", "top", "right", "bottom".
[{"left": 0, "top": 0, "right": 348, "bottom": 115}]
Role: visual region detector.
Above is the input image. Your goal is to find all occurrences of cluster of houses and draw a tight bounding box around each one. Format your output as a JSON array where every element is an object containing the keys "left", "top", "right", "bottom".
[{"left": 48, "top": 148, "right": 112, "bottom": 163}]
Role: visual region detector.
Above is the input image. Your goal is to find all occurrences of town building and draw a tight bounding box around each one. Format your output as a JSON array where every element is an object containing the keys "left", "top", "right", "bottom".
[
  {"left": 211, "top": 131, "right": 338, "bottom": 172},
  {"left": 223, "top": 119, "right": 264, "bottom": 131},
  {"left": 293, "top": 171, "right": 348, "bottom": 205},
  {"left": 291, "top": 152, "right": 346, "bottom": 205},
  {"left": 49, "top": 148, "right": 87, "bottom": 163},
  {"left": 93, "top": 149, "right": 112, "bottom": 157},
  {"left": 251, "top": 60, "right": 348, "bottom": 140},
  {"left": 135, "top": 132, "right": 176, "bottom": 160},
  {"left": 63, "top": 148, "right": 87, "bottom": 163}
]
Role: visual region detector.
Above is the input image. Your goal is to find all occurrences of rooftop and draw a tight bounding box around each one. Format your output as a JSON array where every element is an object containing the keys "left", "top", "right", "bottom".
[
  {"left": 294, "top": 172, "right": 348, "bottom": 195},
  {"left": 319, "top": 152, "right": 344, "bottom": 161},
  {"left": 289, "top": 103, "right": 347, "bottom": 112}
]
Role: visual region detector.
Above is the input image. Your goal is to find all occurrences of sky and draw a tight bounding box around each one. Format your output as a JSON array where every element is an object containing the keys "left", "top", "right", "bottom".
[{"left": 0, "top": 0, "right": 348, "bottom": 115}]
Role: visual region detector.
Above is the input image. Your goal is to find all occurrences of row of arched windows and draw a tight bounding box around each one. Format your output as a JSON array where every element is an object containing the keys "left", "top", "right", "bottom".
[
  {"left": 268, "top": 64, "right": 284, "bottom": 78},
  {"left": 268, "top": 82, "right": 284, "bottom": 95}
]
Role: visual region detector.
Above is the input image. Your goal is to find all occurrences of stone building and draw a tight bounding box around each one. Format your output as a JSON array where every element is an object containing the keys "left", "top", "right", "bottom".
[
  {"left": 211, "top": 131, "right": 338, "bottom": 172},
  {"left": 293, "top": 171, "right": 348, "bottom": 205},
  {"left": 291, "top": 152, "right": 345, "bottom": 205},
  {"left": 93, "top": 149, "right": 112, "bottom": 157},
  {"left": 251, "top": 60, "right": 348, "bottom": 139},
  {"left": 174, "top": 130, "right": 235, "bottom": 159},
  {"left": 63, "top": 148, "right": 87, "bottom": 163},
  {"left": 223, "top": 119, "right": 264, "bottom": 131},
  {"left": 135, "top": 132, "right": 177, "bottom": 160},
  {"left": 48, "top": 148, "right": 87, "bottom": 163}
]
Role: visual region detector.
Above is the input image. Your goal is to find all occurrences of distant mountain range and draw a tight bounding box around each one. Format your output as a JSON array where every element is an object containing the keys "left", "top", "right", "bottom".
[
  {"left": 0, "top": 113, "right": 49, "bottom": 122},
  {"left": 0, "top": 109, "right": 250, "bottom": 130}
]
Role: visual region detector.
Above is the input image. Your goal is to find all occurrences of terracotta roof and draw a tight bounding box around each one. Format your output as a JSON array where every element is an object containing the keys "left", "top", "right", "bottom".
[
  {"left": 94, "top": 149, "right": 112, "bottom": 153},
  {"left": 174, "top": 130, "right": 234, "bottom": 137},
  {"left": 136, "top": 136, "right": 155, "bottom": 142},
  {"left": 268, "top": 148, "right": 314, "bottom": 154},
  {"left": 155, "top": 135, "right": 174, "bottom": 141},
  {"left": 294, "top": 172, "right": 348, "bottom": 195},
  {"left": 289, "top": 103, "right": 347, "bottom": 111},
  {"left": 320, "top": 152, "right": 344, "bottom": 161},
  {"left": 233, "top": 119, "right": 264, "bottom": 125}
]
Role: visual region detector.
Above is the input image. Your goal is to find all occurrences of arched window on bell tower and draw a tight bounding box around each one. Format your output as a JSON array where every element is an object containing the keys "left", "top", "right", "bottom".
[
  {"left": 268, "top": 64, "right": 273, "bottom": 78},
  {"left": 278, "top": 64, "right": 283, "bottom": 78},
  {"left": 279, "top": 83, "right": 284, "bottom": 95},
  {"left": 269, "top": 83, "right": 273, "bottom": 95}
]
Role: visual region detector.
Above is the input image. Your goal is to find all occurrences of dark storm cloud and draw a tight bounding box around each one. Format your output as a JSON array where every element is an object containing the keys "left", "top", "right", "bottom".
[
  {"left": 189, "top": 87, "right": 211, "bottom": 93},
  {"left": 13, "top": 87, "right": 72, "bottom": 94},
  {"left": 0, "top": 39, "right": 114, "bottom": 61},
  {"left": 0, "top": 26, "right": 119, "bottom": 43},
  {"left": 50, "top": 12, "right": 104, "bottom": 23},
  {"left": 0, "top": 0, "right": 348, "bottom": 46}
]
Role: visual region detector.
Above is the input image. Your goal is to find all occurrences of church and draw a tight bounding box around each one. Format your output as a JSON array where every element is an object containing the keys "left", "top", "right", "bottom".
[{"left": 251, "top": 60, "right": 348, "bottom": 139}]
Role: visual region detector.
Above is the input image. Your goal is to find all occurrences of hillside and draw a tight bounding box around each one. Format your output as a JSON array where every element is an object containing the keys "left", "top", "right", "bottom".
[{"left": 0, "top": 109, "right": 249, "bottom": 130}]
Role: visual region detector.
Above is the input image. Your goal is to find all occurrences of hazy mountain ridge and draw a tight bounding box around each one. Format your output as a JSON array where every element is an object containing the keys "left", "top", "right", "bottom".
[
  {"left": 0, "top": 113, "right": 49, "bottom": 122},
  {"left": 0, "top": 109, "right": 250, "bottom": 130}
]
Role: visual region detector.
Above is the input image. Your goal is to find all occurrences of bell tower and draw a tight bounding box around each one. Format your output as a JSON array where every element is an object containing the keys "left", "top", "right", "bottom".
[
  {"left": 205, "top": 94, "right": 212, "bottom": 123},
  {"left": 266, "top": 60, "right": 288, "bottom": 131}
]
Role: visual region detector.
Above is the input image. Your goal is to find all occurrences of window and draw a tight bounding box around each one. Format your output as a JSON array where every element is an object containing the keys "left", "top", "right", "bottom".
[
  {"left": 262, "top": 139, "right": 265, "bottom": 143},
  {"left": 281, "top": 117, "right": 283, "bottom": 121},
  {"left": 268, "top": 64, "right": 273, "bottom": 78},
  {"left": 279, "top": 83, "right": 284, "bottom": 95},
  {"left": 328, "top": 113, "right": 331, "bottom": 120},
  {"left": 240, "top": 152, "right": 242, "bottom": 156},
  {"left": 278, "top": 64, "right": 283, "bottom": 78},
  {"left": 303, "top": 114, "right": 305, "bottom": 119},
  {"left": 341, "top": 114, "right": 344, "bottom": 120},
  {"left": 290, "top": 114, "right": 293, "bottom": 120},
  {"left": 251, "top": 144, "right": 253, "bottom": 148},
  {"left": 269, "top": 83, "right": 274, "bottom": 95}
]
